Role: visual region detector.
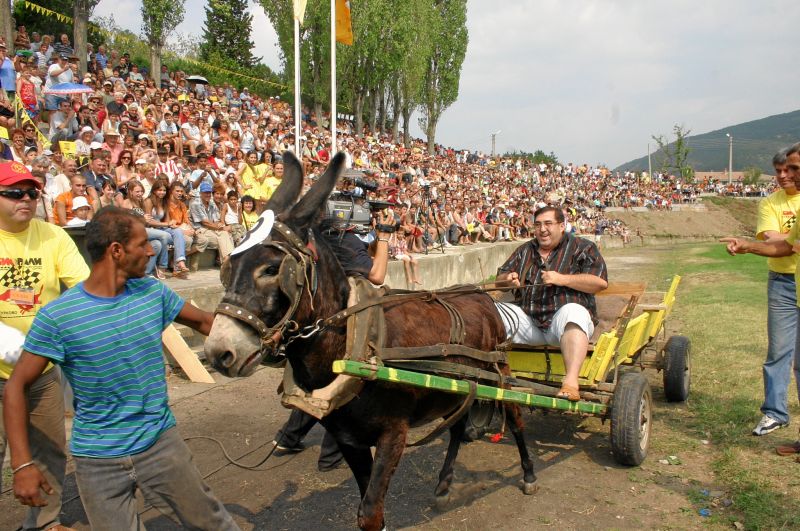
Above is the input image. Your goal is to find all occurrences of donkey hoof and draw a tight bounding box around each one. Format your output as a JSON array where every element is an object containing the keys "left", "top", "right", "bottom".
[
  {"left": 522, "top": 481, "right": 539, "bottom": 495},
  {"left": 434, "top": 493, "right": 451, "bottom": 510}
]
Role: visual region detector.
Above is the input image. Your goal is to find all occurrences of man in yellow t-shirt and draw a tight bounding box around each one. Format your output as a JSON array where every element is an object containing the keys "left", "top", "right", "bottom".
[
  {"left": 748, "top": 148, "right": 800, "bottom": 436},
  {"left": 0, "top": 161, "right": 88, "bottom": 531},
  {"left": 722, "top": 142, "right": 800, "bottom": 450}
]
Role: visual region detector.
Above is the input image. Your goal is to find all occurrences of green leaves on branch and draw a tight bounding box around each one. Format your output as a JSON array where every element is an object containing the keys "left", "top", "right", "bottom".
[
  {"left": 141, "top": 0, "right": 186, "bottom": 48},
  {"left": 652, "top": 124, "right": 695, "bottom": 181},
  {"left": 200, "top": 0, "right": 260, "bottom": 69}
]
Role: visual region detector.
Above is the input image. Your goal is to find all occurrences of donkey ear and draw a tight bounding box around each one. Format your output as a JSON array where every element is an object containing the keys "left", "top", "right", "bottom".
[
  {"left": 265, "top": 151, "right": 303, "bottom": 215},
  {"left": 287, "top": 152, "right": 346, "bottom": 229}
]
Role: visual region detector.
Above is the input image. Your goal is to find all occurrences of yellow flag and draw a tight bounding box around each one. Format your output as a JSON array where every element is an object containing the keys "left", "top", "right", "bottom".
[
  {"left": 335, "top": 0, "right": 353, "bottom": 45},
  {"left": 294, "top": 0, "right": 308, "bottom": 25}
]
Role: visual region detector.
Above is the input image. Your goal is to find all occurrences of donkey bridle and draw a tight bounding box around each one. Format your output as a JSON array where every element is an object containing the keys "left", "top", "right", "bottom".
[{"left": 215, "top": 220, "right": 318, "bottom": 353}]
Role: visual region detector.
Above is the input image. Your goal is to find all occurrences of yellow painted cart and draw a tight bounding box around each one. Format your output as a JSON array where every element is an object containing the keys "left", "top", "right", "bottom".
[
  {"left": 333, "top": 276, "right": 687, "bottom": 466},
  {"left": 465, "top": 275, "right": 688, "bottom": 465}
]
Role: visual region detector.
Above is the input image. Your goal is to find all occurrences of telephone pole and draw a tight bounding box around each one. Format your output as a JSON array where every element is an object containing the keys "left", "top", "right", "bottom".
[{"left": 726, "top": 133, "right": 733, "bottom": 184}]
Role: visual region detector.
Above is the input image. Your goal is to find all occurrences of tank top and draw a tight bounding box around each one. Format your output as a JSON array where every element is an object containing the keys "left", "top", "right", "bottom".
[{"left": 224, "top": 204, "right": 239, "bottom": 225}]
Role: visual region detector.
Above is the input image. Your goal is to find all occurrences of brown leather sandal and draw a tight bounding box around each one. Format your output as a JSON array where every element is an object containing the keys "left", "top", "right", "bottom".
[
  {"left": 776, "top": 441, "right": 800, "bottom": 456},
  {"left": 556, "top": 385, "right": 580, "bottom": 402}
]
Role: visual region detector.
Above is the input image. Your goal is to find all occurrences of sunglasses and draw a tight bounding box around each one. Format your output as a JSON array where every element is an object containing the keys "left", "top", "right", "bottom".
[{"left": 0, "top": 188, "right": 42, "bottom": 200}]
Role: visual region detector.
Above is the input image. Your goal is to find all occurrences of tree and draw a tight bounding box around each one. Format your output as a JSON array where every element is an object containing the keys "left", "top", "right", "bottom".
[
  {"left": 418, "top": 0, "right": 468, "bottom": 155},
  {"left": 395, "top": 0, "right": 434, "bottom": 146},
  {"left": 672, "top": 124, "right": 693, "bottom": 182},
  {"left": 141, "top": 0, "right": 186, "bottom": 84},
  {"left": 74, "top": 0, "right": 101, "bottom": 74},
  {"left": 743, "top": 166, "right": 762, "bottom": 185},
  {"left": 1, "top": 0, "right": 12, "bottom": 54},
  {"left": 200, "top": 0, "right": 260, "bottom": 68},
  {"left": 260, "top": 0, "right": 331, "bottom": 132},
  {"left": 652, "top": 124, "right": 694, "bottom": 181}
]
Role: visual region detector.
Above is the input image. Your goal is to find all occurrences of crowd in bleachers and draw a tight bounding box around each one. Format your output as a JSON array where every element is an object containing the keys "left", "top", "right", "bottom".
[{"left": 0, "top": 29, "right": 776, "bottom": 278}]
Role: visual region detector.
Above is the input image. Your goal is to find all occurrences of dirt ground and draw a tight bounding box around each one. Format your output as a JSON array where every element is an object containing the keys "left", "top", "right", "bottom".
[
  {"left": 607, "top": 200, "right": 756, "bottom": 239},
  {"left": 0, "top": 247, "right": 722, "bottom": 531}
]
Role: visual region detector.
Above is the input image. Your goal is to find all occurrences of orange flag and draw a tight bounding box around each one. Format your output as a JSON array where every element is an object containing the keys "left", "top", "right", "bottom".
[{"left": 336, "top": 0, "right": 353, "bottom": 45}]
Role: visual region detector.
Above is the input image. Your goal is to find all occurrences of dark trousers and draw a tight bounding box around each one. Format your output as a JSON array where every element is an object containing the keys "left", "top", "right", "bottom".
[{"left": 276, "top": 409, "right": 343, "bottom": 469}]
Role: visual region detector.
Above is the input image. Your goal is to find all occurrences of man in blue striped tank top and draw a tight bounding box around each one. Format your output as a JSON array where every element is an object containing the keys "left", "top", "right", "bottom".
[{"left": 3, "top": 207, "right": 240, "bottom": 531}]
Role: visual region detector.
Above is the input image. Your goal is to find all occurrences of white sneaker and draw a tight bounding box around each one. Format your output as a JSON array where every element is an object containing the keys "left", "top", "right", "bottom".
[{"left": 752, "top": 414, "right": 788, "bottom": 436}]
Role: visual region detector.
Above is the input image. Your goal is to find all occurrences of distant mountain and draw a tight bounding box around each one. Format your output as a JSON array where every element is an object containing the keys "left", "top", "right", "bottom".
[{"left": 615, "top": 110, "right": 800, "bottom": 174}]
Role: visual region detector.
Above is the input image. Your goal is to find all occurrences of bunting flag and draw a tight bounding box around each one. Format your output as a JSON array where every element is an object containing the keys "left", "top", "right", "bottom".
[
  {"left": 13, "top": 96, "right": 51, "bottom": 149},
  {"left": 19, "top": 1, "right": 289, "bottom": 91},
  {"left": 336, "top": 0, "right": 353, "bottom": 45},
  {"left": 23, "top": 1, "right": 109, "bottom": 36},
  {"left": 294, "top": 0, "right": 308, "bottom": 25}
]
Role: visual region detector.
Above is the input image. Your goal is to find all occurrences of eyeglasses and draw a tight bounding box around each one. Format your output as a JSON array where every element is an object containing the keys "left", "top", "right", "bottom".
[
  {"left": 533, "top": 220, "right": 559, "bottom": 230},
  {"left": 121, "top": 156, "right": 131, "bottom": 160},
  {"left": 0, "top": 189, "right": 42, "bottom": 200}
]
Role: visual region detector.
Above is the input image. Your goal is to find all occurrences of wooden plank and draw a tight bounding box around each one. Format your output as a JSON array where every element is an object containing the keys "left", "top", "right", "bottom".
[
  {"left": 162, "top": 324, "right": 215, "bottom": 383},
  {"left": 598, "top": 282, "right": 647, "bottom": 297}
]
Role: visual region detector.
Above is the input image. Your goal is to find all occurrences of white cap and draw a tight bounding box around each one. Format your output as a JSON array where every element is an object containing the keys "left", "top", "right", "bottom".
[
  {"left": 89, "top": 141, "right": 103, "bottom": 149},
  {"left": 81, "top": 126, "right": 94, "bottom": 134},
  {"left": 72, "top": 196, "right": 90, "bottom": 210},
  {"left": 138, "top": 133, "right": 149, "bottom": 139},
  {"left": 135, "top": 158, "right": 147, "bottom": 165}
]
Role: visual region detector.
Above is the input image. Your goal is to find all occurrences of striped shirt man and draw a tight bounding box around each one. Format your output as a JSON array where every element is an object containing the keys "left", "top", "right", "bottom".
[
  {"left": 23, "top": 277, "right": 183, "bottom": 457},
  {"left": 498, "top": 231, "right": 607, "bottom": 328}
]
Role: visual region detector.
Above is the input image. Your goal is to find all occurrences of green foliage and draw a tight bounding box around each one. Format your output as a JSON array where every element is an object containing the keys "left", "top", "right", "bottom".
[
  {"left": 650, "top": 124, "right": 694, "bottom": 181},
  {"left": 200, "top": 0, "right": 260, "bottom": 68},
  {"left": 12, "top": 0, "right": 107, "bottom": 46},
  {"left": 419, "top": 0, "right": 468, "bottom": 154},
  {"left": 742, "top": 166, "right": 762, "bottom": 185},
  {"left": 260, "top": 0, "right": 331, "bottom": 108},
  {"left": 141, "top": 0, "right": 186, "bottom": 49},
  {"left": 505, "top": 149, "right": 559, "bottom": 165}
]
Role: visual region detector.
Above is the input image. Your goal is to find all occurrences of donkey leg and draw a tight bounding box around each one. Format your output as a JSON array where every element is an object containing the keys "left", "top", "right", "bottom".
[
  {"left": 505, "top": 403, "right": 537, "bottom": 495},
  {"left": 433, "top": 416, "right": 467, "bottom": 506},
  {"left": 338, "top": 442, "right": 374, "bottom": 498},
  {"left": 357, "top": 422, "right": 409, "bottom": 531}
]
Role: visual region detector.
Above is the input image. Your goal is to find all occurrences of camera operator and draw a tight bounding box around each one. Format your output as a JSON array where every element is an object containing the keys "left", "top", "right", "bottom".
[{"left": 273, "top": 209, "right": 395, "bottom": 470}]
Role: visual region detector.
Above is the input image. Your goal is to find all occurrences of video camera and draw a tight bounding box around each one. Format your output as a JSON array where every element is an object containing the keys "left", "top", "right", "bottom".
[{"left": 325, "top": 170, "right": 396, "bottom": 233}]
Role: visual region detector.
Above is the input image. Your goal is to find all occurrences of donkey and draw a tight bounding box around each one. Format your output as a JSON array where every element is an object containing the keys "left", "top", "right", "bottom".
[{"left": 205, "top": 152, "right": 536, "bottom": 531}]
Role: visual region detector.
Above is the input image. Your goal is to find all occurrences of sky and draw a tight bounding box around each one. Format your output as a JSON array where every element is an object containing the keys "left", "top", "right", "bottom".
[{"left": 93, "top": 0, "right": 800, "bottom": 167}]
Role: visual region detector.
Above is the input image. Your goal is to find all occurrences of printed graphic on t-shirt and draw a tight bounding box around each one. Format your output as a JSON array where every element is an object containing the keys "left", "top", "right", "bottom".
[
  {"left": 782, "top": 212, "right": 796, "bottom": 232},
  {"left": 0, "top": 257, "right": 43, "bottom": 313}
]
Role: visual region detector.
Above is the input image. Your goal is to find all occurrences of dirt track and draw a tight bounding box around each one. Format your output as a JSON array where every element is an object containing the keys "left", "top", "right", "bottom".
[{"left": 0, "top": 250, "right": 716, "bottom": 531}]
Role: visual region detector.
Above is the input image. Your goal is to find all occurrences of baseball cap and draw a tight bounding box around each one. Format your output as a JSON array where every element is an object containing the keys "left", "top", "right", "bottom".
[
  {"left": 198, "top": 182, "right": 213, "bottom": 193},
  {"left": 0, "top": 162, "right": 43, "bottom": 189},
  {"left": 138, "top": 133, "right": 149, "bottom": 140},
  {"left": 81, "top": 126, "right": 94, "bottom": 134},
  {"left": 135, "top": 158, "right": 147, "bottom": 165},
  {"left": 89, "top": 141, "right": 103, "bottom": 149},
  {"left": 103, "top": 80, "right": 112, "bottom": 86},
  {"left": 72, "top": 196, "right": 91, "bottom": 210}
]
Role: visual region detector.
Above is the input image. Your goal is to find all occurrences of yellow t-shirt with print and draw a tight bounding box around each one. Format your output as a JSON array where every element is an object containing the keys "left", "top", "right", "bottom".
[
  {"left": 785, "top": 221, "right": 800, "bottom": 304},
  {"left": 756, "top": 190, "right": 800, "bottom": 274},
  {"left": 0, "top": 220, "right": 89, "bottom": 379}
]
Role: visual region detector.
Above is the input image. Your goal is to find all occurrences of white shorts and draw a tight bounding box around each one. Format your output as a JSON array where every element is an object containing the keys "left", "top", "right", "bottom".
[{"left": 495, "top": 302, "right": 594, "bottom": 345}]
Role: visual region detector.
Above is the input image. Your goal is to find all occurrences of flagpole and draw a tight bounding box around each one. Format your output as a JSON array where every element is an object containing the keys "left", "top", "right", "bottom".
[
  {"left": 330, "top": 0, "right": 337, "bottom": 155},
  {"left": 294, "top": 17, "right": 301, "bottom": 155}
]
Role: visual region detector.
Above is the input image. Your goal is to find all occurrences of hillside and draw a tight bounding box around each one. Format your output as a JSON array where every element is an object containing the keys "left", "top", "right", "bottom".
[
  {"left": 615, "top": 110, "right": 800, "bottom": 174},
  {"left": 606, "top": 198, "right": 759, "bottom": 239}
]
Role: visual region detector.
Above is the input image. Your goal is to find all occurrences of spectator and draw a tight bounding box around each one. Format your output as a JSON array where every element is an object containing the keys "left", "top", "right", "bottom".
[
  {"left": 3, "top": 207, "right": 240, "bottom": 530},
  {"left": 189, "top": 182, "right": 234, "bottom": 261},
  {"left": 144, "top": 179, "right": 191, "bottom": 278},
  {"left": 0, "top": 161, "right": 89, "bottom": 531},
  {"left": 51, "top": 34, "right": 73, "bottom": 58},
  {"left": 54, "top": 173, "right": 92, "bottom": 226}
]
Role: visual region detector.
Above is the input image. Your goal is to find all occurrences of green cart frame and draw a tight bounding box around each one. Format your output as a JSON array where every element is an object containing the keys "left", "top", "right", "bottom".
[{"left": 333, "top": 275, "right": 688, "bottom": 466}]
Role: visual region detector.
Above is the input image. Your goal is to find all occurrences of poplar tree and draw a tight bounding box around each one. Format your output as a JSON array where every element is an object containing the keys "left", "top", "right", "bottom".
[{"left": 200, "top": 0, "right": 260, "bottom": 68}]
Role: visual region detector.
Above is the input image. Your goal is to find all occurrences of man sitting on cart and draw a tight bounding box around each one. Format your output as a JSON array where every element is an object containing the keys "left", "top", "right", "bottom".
[{"left": 495, "top": 206, "right": 608, "bottom": 401}]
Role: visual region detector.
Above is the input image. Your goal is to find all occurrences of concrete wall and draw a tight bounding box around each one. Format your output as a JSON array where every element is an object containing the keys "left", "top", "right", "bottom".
[{"left": 384, "top": 240, "right": 524, "bottom": 291}]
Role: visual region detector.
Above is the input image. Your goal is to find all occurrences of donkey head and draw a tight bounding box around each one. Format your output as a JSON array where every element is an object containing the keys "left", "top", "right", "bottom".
[{"left": 204, "top": 151, "right": 346, "bottom": 377}]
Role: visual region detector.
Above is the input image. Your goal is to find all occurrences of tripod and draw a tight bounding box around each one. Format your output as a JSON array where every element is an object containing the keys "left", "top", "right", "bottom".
[{"left": 419, "top": 186, "right": 445, "bottom": 255}]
